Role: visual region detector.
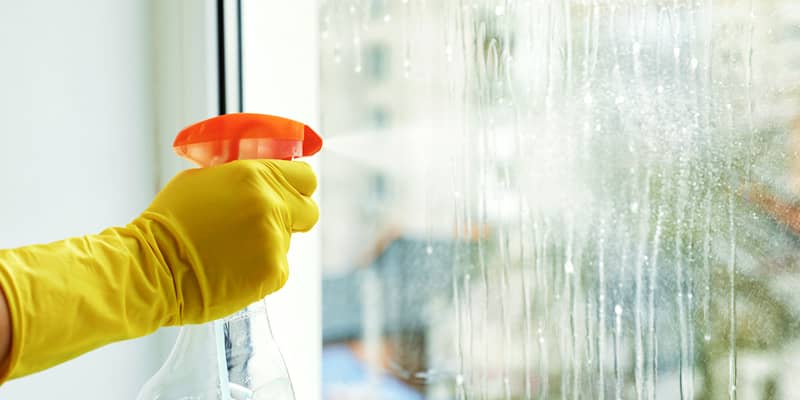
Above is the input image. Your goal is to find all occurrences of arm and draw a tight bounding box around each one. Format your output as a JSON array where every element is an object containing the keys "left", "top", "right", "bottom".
[
  {"left": 0, "top": 289, "right": 9, "bottom": 372},
  {"left": 0, "top": 160, "right": 318, "bottom": 380}
]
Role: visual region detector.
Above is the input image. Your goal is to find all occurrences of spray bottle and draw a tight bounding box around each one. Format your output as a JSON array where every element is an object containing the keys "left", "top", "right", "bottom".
[{"left": 137, "top": 113, "right": 323, "bottom": 400}]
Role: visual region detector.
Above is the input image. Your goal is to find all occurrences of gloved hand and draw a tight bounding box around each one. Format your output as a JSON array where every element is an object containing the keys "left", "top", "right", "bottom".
[{"left": 0, "top": 159, "right": 318, "bottom": 380}]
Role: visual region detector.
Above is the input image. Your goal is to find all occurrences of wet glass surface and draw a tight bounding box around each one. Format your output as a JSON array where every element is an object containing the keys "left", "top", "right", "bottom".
[{"left": 320, "top": 1, "right": 800, "bottom": 398}]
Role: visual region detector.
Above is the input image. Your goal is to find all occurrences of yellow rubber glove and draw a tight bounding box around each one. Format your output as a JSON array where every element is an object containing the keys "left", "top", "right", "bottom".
[{"left": 0, "top": 159, "right": 318, "bottom": 380}]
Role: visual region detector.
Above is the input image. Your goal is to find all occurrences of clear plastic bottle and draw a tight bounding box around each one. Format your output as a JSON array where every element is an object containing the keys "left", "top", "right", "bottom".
[{"left": 136, "top": 300, "right": 295, "bottom": 400}]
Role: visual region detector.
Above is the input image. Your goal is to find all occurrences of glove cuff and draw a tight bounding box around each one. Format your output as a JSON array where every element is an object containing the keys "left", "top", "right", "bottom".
[{"left": 0, "top": 222, "right": 181, "bottom": 380}]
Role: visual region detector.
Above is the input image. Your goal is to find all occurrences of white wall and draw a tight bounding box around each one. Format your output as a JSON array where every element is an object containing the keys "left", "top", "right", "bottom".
[{"left": 0, "top": 0, "right": 162, "bottom": 398}]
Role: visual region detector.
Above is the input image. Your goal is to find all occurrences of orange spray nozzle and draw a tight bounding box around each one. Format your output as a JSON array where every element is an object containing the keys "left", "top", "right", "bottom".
[{"left": 174, "top": 113, "right": 323, "bottom": 167}]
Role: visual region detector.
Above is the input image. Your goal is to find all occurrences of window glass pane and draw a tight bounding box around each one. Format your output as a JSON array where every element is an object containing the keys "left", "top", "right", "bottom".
[{"left": 320, "top": 1, "right": 800, "bottom": 398}]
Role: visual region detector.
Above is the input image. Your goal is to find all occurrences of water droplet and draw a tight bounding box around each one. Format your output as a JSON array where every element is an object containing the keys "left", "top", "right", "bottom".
[
  {"left": 383, "top": 14, "right": 392, "bottom": 22},
  {"left": 633, "top": 42, "right": 642, "bottom": 55},
  {"left": 615, "top": 96, "right": 626, "bottom": 105},
  {"left": 615, "top": 305, "right": 623, "bottom": 315},
  {"left": 704, "top": 334, "right": 712, "bottom": 342},
  {"left": 691, "top": 58, "right": 699, "bottom": 70},
  {"left": 495, "top": 5, "right": 505, "bottom": 16},
  {"left": 673, "top": 47, "right": 681, "bottom": 59},
  {"left": 630, "top": 202, "right": 639, "bottom": 213},
  {"left": 426, "top": 245, "right": 434, "bottom": 255},
  {"left": 354, "top": 64, "right": 362, "bottom": 73},
  {"left": 657, "top": 86, "right": 665, "bottom": 94},
  {"left": 565, "top": 261, "right": 575, "bottom": 275},
  {"left": 349, "top": 4, "right": 356, "bottom": 14},
  {"left": 584, "top": 93, "right": 593, "bottom": 105}
]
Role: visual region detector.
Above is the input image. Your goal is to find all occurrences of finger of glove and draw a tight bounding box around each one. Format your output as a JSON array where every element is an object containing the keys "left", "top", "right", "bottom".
[
  {"left": 286, "top": 195, "right": 320, "bottom": 233},
  {"left": 261, "top": 160, "right": 318, "bottom": 196},
  {"left": 261, "top": 243, "right": 290, "bottom": 296},
  {"left": 255, "top": 160, "right": 319, "bottom": 232}
]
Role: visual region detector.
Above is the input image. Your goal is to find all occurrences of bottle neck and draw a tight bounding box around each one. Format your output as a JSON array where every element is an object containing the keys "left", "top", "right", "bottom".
[{"left": 223, "top": 298, "right": 270, "bottom": 325}]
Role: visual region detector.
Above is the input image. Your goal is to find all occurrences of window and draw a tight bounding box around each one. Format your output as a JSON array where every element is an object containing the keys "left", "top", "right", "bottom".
[{"left": 320, "top": 1, "right": 800, "bottom": 399}]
